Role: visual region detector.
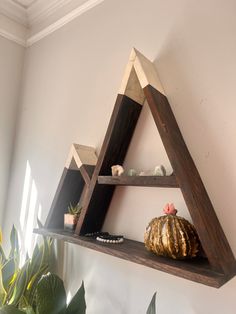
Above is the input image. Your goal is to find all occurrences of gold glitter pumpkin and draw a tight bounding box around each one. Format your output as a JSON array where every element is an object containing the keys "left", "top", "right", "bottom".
[{"left": 144, "top": 204, "right": 200, "bottom": 259}]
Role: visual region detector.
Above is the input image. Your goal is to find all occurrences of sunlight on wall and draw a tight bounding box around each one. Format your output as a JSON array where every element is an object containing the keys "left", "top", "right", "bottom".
[
  {"left": 24, "top": 180, "right": 37, "bottom": 252},
  {"left": 19, "top": 161, "right": 42, "bottom": 260},
  {"left": 20, "top": 161, "right": 31, "bottom": 230}
]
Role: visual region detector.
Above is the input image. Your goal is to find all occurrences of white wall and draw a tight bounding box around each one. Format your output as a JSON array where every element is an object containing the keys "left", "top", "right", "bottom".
[
  {"left": 0, "top": 36, "right": 24, "bottom": 223},
  {"left": 4, "top": 0, "right": 236, "bottom": 313}
]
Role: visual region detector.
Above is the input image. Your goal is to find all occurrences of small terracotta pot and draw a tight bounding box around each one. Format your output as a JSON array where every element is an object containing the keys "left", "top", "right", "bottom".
[{"left": 64, "top": 214, "right": 78, "bottom": 231}]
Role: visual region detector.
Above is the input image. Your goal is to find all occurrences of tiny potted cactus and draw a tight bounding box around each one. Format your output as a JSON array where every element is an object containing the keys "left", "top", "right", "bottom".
[{"left": 64, "top": 203, "right": 82, "bottom": 231}]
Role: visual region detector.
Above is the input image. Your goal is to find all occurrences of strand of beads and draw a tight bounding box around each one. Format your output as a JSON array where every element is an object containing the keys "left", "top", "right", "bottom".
[{"left": 96, "top": 235, "right": 124, "bottom": 244}]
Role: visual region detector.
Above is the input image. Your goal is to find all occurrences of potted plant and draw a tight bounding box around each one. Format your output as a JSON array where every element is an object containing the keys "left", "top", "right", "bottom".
[
  {"left": 0, "top": 225, "right": 86, "bottom": 314},
  {"left": 64, "top": 203, "right": 82, "bottom": 231},
  {"left": 0, "top": 273, "right": 86, "bottom": 314},
  {"left": 0, "top": 224, "right": 52, "bottom": 310},
  {"left": 146, "top": 292, "right": 157, "bottom": 314}
]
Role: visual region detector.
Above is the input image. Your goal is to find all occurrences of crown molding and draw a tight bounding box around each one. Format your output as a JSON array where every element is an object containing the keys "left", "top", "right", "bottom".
[
  {"left": 0, "top": 0, "right": 105, "bottom": 47},
  {"left": 27, "top": 0, "right": 105, "bottom": 46},
  {"left": 0, "top": 28, "right": 26, "bottom": 46},
  {"left": 27, "top": 0, "right": 72, "bottom": 26},
  {"left": 0, "top": 0, "right": 28, "bottom": 26},
  {"left": 0, "top": 13, "right": 27, "bottom": 46}
]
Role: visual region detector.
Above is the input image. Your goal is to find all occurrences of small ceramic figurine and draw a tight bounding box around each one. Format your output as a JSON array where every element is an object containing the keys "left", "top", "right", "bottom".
[
  {"left": 144, "top": 203, "right": 200, "bottom": 259},
  {"left": 111, "top": 165, "right": 124, "bottom": 176}
]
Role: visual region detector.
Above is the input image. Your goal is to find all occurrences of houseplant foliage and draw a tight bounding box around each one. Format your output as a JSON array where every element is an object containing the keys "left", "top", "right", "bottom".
[
  {"left": 35, "top": 273, "right": 86, "bottom": 314},
  {"left": 64, "top": 203, "right": 83, "bottom": 231},
  {"left": 0, "top": 225, "right": 52, "bottom": 311},
  {"left": 67, "top": 203, "right": 82, "bottom": 217},
  {"left": 146, "top": 292, "right": 157, "bottom": 314},
  {"left": 0, "top": 273, "right": 86, "bottom": 314}
]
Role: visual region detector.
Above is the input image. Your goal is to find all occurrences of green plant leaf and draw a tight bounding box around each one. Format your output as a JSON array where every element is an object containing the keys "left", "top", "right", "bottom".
[
  {"left": 2, "top": 258, "right": 16, "bottom": 292},
  {"left": 27, "top": 236, "right": 50, "bottom": 283},
  {"left": 25, "top": 264, "right": 49, "bottom": 307},
  {"left": 36, "top": 273, "right": 66, "bottom": 314},
  {"left": 0, "top": 305, "right": 25, "bottom": 314},
  {"left": 146, "top": 292, "right": 156, "bottom": 314},
  {"left": 21, "top": 306, "right": 35, "bottom": 314},
  {"left": 27, "top": 244, "right": 40, "bottom": 281},
  {"left": 0, "top": 246, "right": 7, "bottom": 266},
  {"left": 8, "top": 261, "right": 30, "bottom": 306},
  {"left": 36, "top": 237, "right": 51, "bottom": 270},
  {"left": 24, "top": 240, "right": 48, "bottom": 306},
  {"left": 24, "top": 235, "right": 52, "bottom": 307},
  {"left": 9, "top": 227, "right": 19, "bottom": 262},
  {"left": 66, "top": 281, "right": 86, "bottom": 314},
  {"left": 0, "top": 268, "right": 7, "bottom": 305}
]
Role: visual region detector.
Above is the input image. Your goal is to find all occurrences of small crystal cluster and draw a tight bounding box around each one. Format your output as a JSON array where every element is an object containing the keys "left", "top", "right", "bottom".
[{"left": 111, "top": 164, "right": 168, "bottom": 176}]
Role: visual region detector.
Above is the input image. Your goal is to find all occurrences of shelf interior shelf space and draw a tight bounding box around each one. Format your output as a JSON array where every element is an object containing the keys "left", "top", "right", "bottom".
[
  {"left": 97, "top": 175, "right": 179, "bottom": 188},
  {"left": 34, "top": 228, "right": 228, "bottom": 288}
]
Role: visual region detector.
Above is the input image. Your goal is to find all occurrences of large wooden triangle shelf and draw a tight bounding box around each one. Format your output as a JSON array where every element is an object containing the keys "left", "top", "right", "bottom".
[{"left": 34, "top": 49, "right": 236, "bottom": 288}]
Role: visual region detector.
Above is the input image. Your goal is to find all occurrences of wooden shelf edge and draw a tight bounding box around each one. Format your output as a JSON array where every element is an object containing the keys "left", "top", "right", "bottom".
[
  {"left": 97, "top": 175, "right": 179, "bottom": 188},
  {"left": 34, "top": 228, "right": 231, "bottom": 288}
]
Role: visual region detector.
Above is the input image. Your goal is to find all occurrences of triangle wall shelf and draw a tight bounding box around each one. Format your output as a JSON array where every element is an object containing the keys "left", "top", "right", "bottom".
[{"left": 34, "top": 49, "right": 236, "bottom": 288}]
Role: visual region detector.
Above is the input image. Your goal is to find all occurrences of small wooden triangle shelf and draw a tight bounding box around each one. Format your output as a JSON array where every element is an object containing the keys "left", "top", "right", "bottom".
[{"left": 35, "top": 48, "right": 236, "bottom": 288}]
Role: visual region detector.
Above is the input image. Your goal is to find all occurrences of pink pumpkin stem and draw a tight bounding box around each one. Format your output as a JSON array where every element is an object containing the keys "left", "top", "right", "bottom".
[{"left": 163, "top": 203, "right": 178, "bottom": 215}]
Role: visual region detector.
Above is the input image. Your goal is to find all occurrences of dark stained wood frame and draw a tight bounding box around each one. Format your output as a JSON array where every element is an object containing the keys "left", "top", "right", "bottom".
[
  {"left": 36, "top": 48, "right": 236, "bottom": 288},
  {"left": 34, "top": 228, "right": 228, "bottom": 288},
  {"left": 45, "top": 144, "right": 96, "bottom": 229},
  {"left": 98, "top": 174, "right": 178, "bottom": 187}
]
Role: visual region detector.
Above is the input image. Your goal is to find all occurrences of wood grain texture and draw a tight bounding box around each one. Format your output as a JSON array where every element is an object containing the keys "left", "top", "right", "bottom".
[
  {"left": 45, "top": 168, "right": 85, "bottom": 229},
  {"left": 34, "top": 228, "right": 232, "bottom": 288},
  {"left": 75, "top": 94, "right": 142, "bottom": 235},
  {"left": 98, "top": 175, "right": 179, "bottom": 187},
  {"left": 42, "top": 50, "right": 236, "bottom": 287},
  {"left": 65, "top": 144, "right": 97, "bottom": 169},
  {"left": 144, "top": 84, "right": 236, "bottom": 275},
  {"left": 119, "top": 48, "right": 165, "bottom": 99},
  {"left": 79, "top": 165, "right": 95, "bottom": 186}
]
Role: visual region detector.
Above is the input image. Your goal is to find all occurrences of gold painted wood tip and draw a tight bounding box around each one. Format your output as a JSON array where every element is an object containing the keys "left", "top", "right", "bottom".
[
  {"left": 65, "top": 144, "right": 97, "bottom": 169},
  {"left": 119, "top": 48, "right": 165, "bottom": 102}
]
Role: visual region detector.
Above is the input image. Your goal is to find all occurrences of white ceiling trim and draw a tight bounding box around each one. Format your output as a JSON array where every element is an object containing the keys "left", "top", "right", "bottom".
[
  {"left": 0, "top": 28, "right": 27, "bottom": 46},
  {"left": 27, "top": 0, "right": 72, "bottom": 26},
  {"left": 0, "top": 0, "right": 27, "bottom": 26},
  {"left": 0, "top": 12, "right": 27, "bottom": 47},
  {"left": 27, "top": 0, "right": 105, "bottom": 46},
  {"left": 0, "top": 0, "right": 105, "bottom": 47}
]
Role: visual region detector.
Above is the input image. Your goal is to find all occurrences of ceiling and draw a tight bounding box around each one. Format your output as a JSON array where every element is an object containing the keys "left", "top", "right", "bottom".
[
  {"left": 11, "top": 0, "right": 37, "bottom": 9},
  {"left": 0, "top": 0, "right": 104, "bottom": 46}
]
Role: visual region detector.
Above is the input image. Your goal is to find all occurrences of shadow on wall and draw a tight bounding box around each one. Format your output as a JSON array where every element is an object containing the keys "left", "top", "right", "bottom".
[{"left": 19, "top": 160, "right": 42, "bottom": 261}]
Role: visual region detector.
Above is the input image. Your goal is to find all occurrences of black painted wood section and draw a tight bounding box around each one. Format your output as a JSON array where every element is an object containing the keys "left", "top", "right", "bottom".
[
  {"left": 144, "top": 85, "right": 236, "bottom": 275},
  {"left": 80, "top": 165, "right": 95, "bottom": 186},
  {"left": 45, "top": 168, "right": 85, "bottom": 229},
  {"left": 98, "top": 175, "right": 179, "bottom": 187},
  {"left": 76, "top": 94, "right": 142, "bottom": 235},
  {"left": 34, "top": 228, "right": 230, "bottom": 288}
]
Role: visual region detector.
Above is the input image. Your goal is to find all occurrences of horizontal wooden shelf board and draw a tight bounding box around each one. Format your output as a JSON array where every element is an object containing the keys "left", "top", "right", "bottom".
[
  {"left": 34, "top": 228, "right": 227, "bottom": 288},
  {"left": 98, "top": 175, "right": 179, "bottom": 188}
]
